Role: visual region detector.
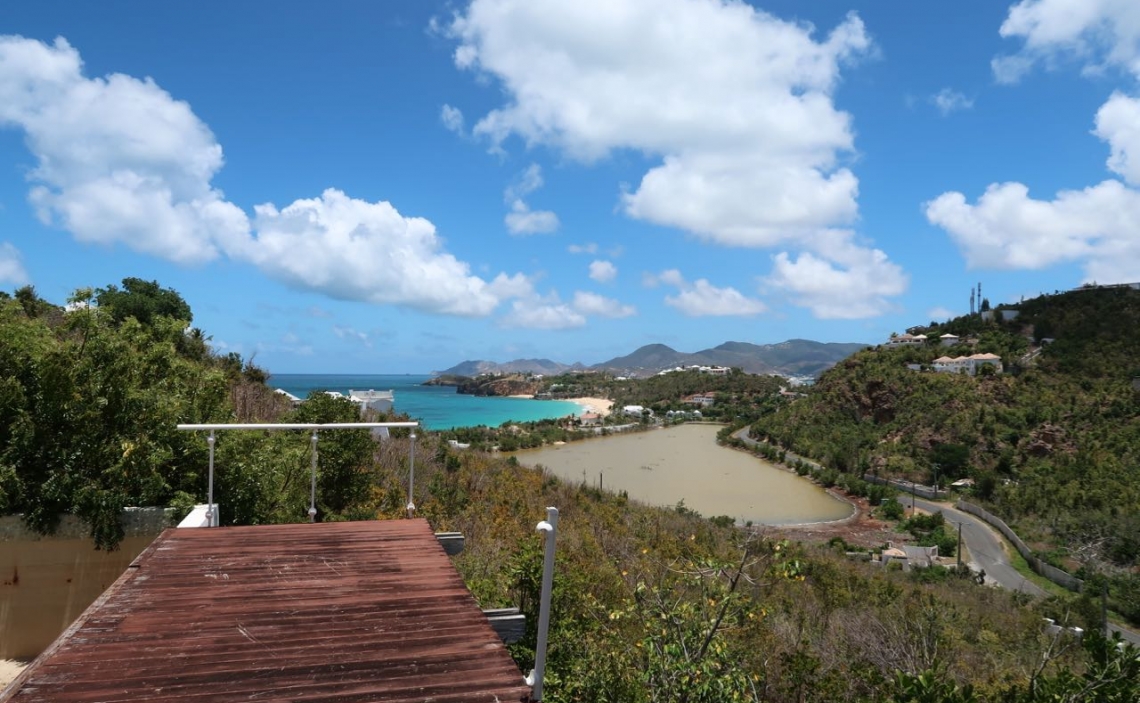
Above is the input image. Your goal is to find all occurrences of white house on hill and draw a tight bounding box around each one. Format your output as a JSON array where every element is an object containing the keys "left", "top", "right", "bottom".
[
  {"left": 932, "top": 353, "right": 1003, "bottom": 376},
  {"left": 886, "top": 333, "right": 927, "bottom": 347}
]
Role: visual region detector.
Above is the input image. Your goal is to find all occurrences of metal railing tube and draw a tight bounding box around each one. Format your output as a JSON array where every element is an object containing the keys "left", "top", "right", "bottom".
[
  {"left": 406, "top": 431, "right": 417, "bottom": 517},
  {"left": 527, "top": 506, "right": 559, "bottom": 701},
  {"left": 206, "top": 430, "right": 216, "bottom": 527},
  {"left": 309, "top": 430, "right": 319, "bottom": 522}
]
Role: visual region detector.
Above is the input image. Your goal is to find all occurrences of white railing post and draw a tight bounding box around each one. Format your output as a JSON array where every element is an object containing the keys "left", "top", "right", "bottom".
[
  {"left": 406, "top": 430, "right": 417, "bottom": 517},
  {"left": 206, "top": 430, "right": 216, "bottom": 527},
  {"left": 309, "top": 430, "right": 319, "bottom": 523},
  {"left": 527, "top": 506, "right": 558, "bottom": 701}
]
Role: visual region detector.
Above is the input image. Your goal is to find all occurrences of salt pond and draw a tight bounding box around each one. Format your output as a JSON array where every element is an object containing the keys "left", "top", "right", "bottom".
[{"left": 515, "top": 424, "right": 852, "bottom": 525}]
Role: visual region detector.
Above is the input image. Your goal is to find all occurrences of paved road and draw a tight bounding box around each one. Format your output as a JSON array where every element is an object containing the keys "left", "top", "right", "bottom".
[
  {"left": 729, "top": 427, "right": 1140, "bottom": 645},
  {"left": 912, "top": 496, "right": 1138, "bottom": 645},
  {"left": 908, "top": 496, "right": 1043, "bottom": 595}
]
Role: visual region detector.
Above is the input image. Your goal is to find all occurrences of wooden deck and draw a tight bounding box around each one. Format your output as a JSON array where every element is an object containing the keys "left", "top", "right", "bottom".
[{"left": 1, "top": 520, "right": 531, "bottom": 702}]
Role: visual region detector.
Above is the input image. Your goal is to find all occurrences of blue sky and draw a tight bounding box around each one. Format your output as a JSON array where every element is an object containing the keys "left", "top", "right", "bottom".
[{"left": 2, "top": 0, "right": 1139, "bottom": 373}]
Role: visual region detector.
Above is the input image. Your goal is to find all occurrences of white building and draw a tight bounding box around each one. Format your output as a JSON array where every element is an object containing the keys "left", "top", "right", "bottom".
[
  {"left": 932, "top": 353, "right": 1003, "bottom": 376},
  {"left": 940, "top": 334, "right": 959, "bottom": 347},
  {"left": 349, "top": 389, "right": 394, "bottom": 414},
  {"left": 683, "top": 393, "right": 716, "bottom": 407},
  {"left": 886, "top": 333, "right": 927, "bottom": 347}
]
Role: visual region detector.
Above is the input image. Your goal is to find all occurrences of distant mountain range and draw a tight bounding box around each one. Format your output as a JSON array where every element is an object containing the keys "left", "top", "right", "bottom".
[{"left": 435, "top": 339, "right": 869, "bottom": 378}]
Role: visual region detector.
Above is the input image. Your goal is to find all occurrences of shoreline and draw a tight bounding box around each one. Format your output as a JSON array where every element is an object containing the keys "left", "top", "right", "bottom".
[
  {"left": 506, "top": 394, "right": 613, "bottom": 417},
  {"left": 567, "top": 397, "right": 614, "bottom": 417}
]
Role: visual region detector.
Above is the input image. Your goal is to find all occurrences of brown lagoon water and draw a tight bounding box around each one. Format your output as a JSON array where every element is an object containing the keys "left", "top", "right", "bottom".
[{"left": 515, "top": 424, "right": 852, "bottom": 525}]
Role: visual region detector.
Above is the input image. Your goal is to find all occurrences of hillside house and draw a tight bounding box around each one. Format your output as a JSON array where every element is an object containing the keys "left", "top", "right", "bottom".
[
  {"left": 940, "top": 333, "right": 959, "bottom": 347},
  {"left": 886, "top": 333, "right": 927, "bottom": 347},
  {"left": 880, "top": 542, "right": 939, "bottom": 570},
  {"left": 683, "top": 392, "right": 717, "bottom": 407},
  {"left": 982, "top": 308, "right": 1021, "bottom": 322},
  {"left": 932, "top": 353, "right": 1003, "bottom": 376}
]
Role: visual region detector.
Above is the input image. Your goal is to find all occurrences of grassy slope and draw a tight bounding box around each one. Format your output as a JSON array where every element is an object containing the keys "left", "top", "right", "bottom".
[{"left": 368, "top": 439, "right": 1120, "bottom": 702}]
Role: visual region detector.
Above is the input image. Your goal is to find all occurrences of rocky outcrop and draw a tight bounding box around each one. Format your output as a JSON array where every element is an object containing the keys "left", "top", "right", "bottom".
[{"left": 424, "top": 374, "right": 543, "bottom": 397}]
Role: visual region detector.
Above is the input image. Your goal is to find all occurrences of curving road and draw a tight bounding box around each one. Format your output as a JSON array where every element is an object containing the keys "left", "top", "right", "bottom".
[
  {"left": 907, "top": 496, "right": 1042, "bottom": 594},
  {"left": 730, "top": 428, "right": 1140, "bottom": 644}
]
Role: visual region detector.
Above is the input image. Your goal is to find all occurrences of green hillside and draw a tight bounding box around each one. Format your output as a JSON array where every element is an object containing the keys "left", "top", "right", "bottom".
[
  {"left": 753, "top": 286, "right": 1140, "bottom": 622},
  {"left": 3, "top": 281, "right": 1139, "bottom": 701}
]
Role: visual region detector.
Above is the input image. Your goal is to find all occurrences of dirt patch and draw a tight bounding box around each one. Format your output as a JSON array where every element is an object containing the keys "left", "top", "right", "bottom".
[
  {"left": 1, "top": 659, "right": 27, "bottom": 689},
  {"left": 767, "top": 494, "right": 910, "bottom": 550}
]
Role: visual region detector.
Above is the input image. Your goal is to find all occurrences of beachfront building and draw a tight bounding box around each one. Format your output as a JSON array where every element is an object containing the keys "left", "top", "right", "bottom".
[
  {"left": 274, "top": 388, "right": 301, "bottom": 406},
  {"left": 349, "top": 389, "right": 394, "bottom": 414},
  {"left": 622, "top": 405, "right": 651, "bottom": 418},
  {"left": 580, "top": 412, "right": 603, "bottom": 427}
]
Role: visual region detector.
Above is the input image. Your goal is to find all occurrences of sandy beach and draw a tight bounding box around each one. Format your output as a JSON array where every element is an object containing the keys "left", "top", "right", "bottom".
[
  {"left": 568, "top": 397, "right": 614, "bottom": 416},
  {"left": 506, "top": 394, "right": 613, "bottom": 417}
]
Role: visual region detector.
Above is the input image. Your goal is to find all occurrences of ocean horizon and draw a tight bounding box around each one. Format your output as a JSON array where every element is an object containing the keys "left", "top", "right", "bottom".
[{"left": 269, "top": 374, "right": 584, "bottom": 431}]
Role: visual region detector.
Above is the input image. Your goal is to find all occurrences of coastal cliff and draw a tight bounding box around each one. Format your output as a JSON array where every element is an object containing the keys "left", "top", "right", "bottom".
[{"left": 424, "top": 373, "right": 542, "bottom": 397}]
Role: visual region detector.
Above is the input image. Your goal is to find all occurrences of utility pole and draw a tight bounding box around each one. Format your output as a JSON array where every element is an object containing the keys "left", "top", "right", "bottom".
[
  {"left": 957, "top": 521, "right": 963, "bottom": 569},
  {"left": 911, "top": 480, "right": 916, "bottom": 514},
  {"left": 1102, "top": 587, "right": 1109, "bottom": 638}
]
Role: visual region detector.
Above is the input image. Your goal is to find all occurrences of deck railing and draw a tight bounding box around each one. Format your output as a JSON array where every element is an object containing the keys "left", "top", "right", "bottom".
[{"left": 176, "top": 422, "right": 420, "bottom": 525}]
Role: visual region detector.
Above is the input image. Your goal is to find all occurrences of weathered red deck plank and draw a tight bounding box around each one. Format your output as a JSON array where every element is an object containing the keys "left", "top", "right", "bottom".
[{"left": 1, "top": 520, "right": 531, "bottom": 703}]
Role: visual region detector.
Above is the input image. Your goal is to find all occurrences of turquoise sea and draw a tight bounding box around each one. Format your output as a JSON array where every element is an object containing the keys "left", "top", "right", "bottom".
[{"left": 269, "top": 374, "right": 584, "bottom": 431}]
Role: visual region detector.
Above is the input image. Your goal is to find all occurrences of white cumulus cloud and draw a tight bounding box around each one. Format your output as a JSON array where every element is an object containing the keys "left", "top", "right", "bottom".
[
  {"left": 572, "top": 291, "right": 635, "bottom": 318},
  {"left": 1095, "top": 92, "right": 1140, "bottom": 185},
  {"left": 245, "top": 189, "right": 508, "bottom": 315},
  {"left": 0, "top": 35, "right": 248, "bottom": 264},
  {"left": 0, "top": 242, "right": 29, "bottom": 285},
  {"left": 925, "top": 180, "right": 1140, "bottom": 283},
  {"left": 449, "top": 0, "right": 869, "bottom": 246},
  {"left": 500, "top": 296, "right": 586, "bottom": 330},
  {"left": 929, "top": 5, "right": 1140, "bottom": 285},
  {"left": 0, "top": 35, "right": 532, "bottom": 318},
  {"left": 652, "top": 269, "right": 766, "bottom": 317},
  {"left": 766, "top": 254, "right": 906, "bottom": 319},
  {"left": 446, "top": 0, "right": 904, "bottom": 318},
  {"left": 993, "top": 0, "right": 1140, "bottom": 82},
  {"left": 588, "top": 260, "right": 617, "bottom": 283}
]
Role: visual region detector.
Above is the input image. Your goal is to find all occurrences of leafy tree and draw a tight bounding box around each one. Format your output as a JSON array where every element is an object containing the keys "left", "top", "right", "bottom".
[{"left": 95, "top": 277, "right": 192, "bottom": 327}]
